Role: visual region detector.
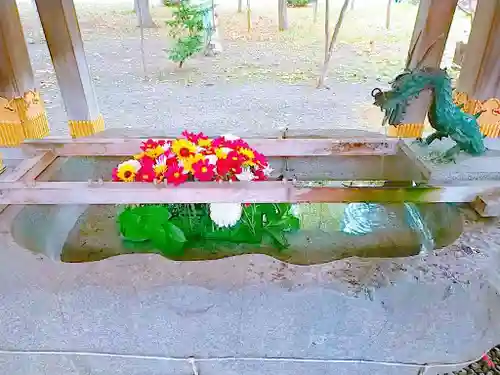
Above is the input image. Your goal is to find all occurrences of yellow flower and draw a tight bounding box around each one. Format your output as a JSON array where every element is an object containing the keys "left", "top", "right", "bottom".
[
  {"left": 215, "top": 147, "right": 228, "bottom": 160},
  {"left": 182, "top": 153, "right": 205, "bottom": 173},
  {"left": 171, "top": 139, "right": 196, "bottom": 158},
  {"left": 239, "top": 147, "right": 256, "bottom": 166},
  {"left": 134, "top": 152, "right": 145, "bottom": 160},
  {"left": 198, "top": 138, "right": 212, "bottom": 148},
  {"left": 116, "top": 159, "right": 141, "bottom": 182},
  {"left": 145, "top": 145, "right": 165, "bottom": 159}
]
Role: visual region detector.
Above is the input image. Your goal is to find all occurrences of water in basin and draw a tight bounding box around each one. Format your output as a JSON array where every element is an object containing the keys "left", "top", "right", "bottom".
[{"left": 11, "top": 202, "right": 463, "bottom": 265}]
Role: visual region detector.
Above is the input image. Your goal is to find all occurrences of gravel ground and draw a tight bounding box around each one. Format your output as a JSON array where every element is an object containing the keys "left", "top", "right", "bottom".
[
  {"left": 14, "top": 0, "right": 470, "bottom": 138},
  {"left": 444, "top": 347, "right": 500, "bottom": 375}
]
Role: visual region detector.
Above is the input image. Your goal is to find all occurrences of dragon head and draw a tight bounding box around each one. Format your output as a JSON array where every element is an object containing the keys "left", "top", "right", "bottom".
[{"left": 371, "top": 67, "right": 447, "bottom": 126}]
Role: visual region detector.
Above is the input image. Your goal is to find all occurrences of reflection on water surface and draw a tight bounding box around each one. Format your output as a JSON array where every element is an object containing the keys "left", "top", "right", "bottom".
[{"left": 11, "top": 202, "right": 462, "bottom": 265}]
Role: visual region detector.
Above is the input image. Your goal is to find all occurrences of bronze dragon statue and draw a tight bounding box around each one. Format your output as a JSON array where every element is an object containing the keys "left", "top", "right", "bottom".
[{"left": 371, "top": 66, "right": 485, "bottom": 162}]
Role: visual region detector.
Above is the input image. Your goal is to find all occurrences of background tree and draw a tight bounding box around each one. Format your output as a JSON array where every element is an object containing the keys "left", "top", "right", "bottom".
[
  {"left": 313, "top": 0, "right": 319, "bottom": 23},
  {"left": 238, "top": 0, "right": 243, "bottom": 13},
  {"left": 135, "top": 0, "right": 155, "bottom": 28},
  {"left": 278, "top": 0, "right": 288, "bottom": 30},
  {"left": 386, "top": 0, "right": 391, "bottom": 29},
  {"left": 317, "top": 0, "right": 349, "bottom": 88},
  {"left": 246, "top": 0, "right": 251, "bottom": 32}
]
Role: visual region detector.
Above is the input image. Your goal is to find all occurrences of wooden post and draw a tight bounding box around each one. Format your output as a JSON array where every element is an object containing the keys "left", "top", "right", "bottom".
[
  {"left": 455, "top": 0, "right": 500, "bottom": 137},
  {"left": 388, "top": 0, "right": 458, "bottom": 138},
  {"left": 0, "top": 0, "right": 49, "bottom": 147},
  {"left": 34, "top": 0, "right": 105, "bottom": 138}
]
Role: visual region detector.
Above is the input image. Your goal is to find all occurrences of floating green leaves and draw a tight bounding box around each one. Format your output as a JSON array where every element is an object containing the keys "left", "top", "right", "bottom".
[
  {"left": 118, "top": 205, "right": 186, "bottom": 256},
  {"left": 117, "top": 203, "right": 301, "bottom": 257}
]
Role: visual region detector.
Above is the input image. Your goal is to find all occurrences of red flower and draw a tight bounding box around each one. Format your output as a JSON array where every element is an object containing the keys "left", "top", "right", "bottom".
[
  {"left": 216, "top": 156, "right": 242, "bottom": 176},
  {"left": 192, "top": 160, "right": 215, "bottom": 181},
  {"left": 253, "top": 169, "right": 267, "bottom": 181},
  {"left": 182, "top": 130, "right": 208, "bottom": 144},
  {"left": 112, "top": 168, "right": 120, "bottom": 181},
  {"left": 231, "top": 139, "right": 249, "bottom": 149},
  {"left": 253, "top": 151, "right": 268, "bottom": 167},
  {"left": 139, "top": 155, "right": 155, "bottom": 169},
  {"left": 136, "top": 169, "right": 155, "bottom": 182},
  {"left": 227, "top": 150, "right": 245, "bottom": 166},
  {"left": 211, "top": 136, "right": 227, "bottom": 149},
  {"left": 140, "top": 139, "right": 159, "bottom": 151},
  {"left": 164, "top": 165, "right": 188, "bottom": 186},
  {"left": 212, "top": 135, "right": 249, "bottom": 150},
  {"left": 482, "top": 354, "right": 494, "bottom": 368}
]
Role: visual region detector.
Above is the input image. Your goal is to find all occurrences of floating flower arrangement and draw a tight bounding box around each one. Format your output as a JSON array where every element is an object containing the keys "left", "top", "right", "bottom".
[{"left": 112, "top": 132, "right": 300, "bottom": 256}]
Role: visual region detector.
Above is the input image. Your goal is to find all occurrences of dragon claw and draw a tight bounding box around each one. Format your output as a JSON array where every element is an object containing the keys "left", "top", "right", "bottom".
[
  {"left": 430, "top": 145, "right": 461, "bottom": 164},
  {"left": 413, "top": 137, "right": 425, "bottom": 146}
]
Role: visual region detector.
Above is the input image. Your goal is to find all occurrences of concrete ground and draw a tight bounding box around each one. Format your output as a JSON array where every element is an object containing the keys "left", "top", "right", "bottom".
[
  {"left": 1, "top": 203, "right": 500, "bottom": 375},
  {"left": 2, "top": 137, "right": 500, "bottom": 375}
]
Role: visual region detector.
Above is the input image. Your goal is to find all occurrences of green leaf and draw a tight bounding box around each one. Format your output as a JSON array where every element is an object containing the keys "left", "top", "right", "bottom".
[
  {"left": 165, "top": 222, "right": 187, "bottom": 244},
  {"left": 118, "top": 208, "right": 149, "bottom": 242},
  {"left": 264, "top": 226, "right": 289, "bottom": 250},
  {"left": 133, "top": 205, "right": 171, "bottom": 223}
]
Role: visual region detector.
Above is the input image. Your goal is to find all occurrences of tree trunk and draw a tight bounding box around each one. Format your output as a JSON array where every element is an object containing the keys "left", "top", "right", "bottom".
[
  {"left": 238, "top": 0, "right": 243, "bottom": 12},
  {"left": 313, "top": 0, "right": 319, "bottom": 23},
  {"left": 324, "top": 0, "right": 330, "bottom": 60},
  {"left": 278, "top": 0, "right": 288, "bottom": 31},
  {"left": 317, "top": 0, "right": 349, "bottom": 88},
  {"left": 350, "top": 0, "right": 355, "bottom": 10},
  {"left": 386, "top": 0, "right": 392, "bottom": 29},
  {"left": 246, "top": 0, "right": 251, "bottom": 32},
  {"left": 134, "top": 0, "right": 155, "bottom": 28}
]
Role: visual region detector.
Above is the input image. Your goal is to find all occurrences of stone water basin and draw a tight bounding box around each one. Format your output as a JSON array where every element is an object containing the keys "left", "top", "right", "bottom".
[{"left": 9, "top": 154, "right": 464, "bottom": 264}]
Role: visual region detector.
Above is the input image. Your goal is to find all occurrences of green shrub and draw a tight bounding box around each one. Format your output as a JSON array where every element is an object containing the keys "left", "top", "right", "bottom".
[
  {"left": 287, "top": 0, "right": 309, "bottom": 7},
  {"left": 163, "top": 0, "right": 180, "bottom": 6},
  {"left": 165, "top": 0, "right": 208, "bottom": 67}
]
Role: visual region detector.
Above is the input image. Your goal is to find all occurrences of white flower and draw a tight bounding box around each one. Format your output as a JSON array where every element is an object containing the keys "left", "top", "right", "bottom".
[
  {"left": 206, "top": 154, "right": 218, "bottom": 165},
  {"left": 236, "top": 168, "right": 255, "bottom": 181},
  {"left": 209, "top": 203, "right": 242, "bottom": 228},
  {"left": 155, "top": 154, "right": 167, "bottom": 167},
  {"left": 263, "top": 165, "right": 274, "bottom": 176},
  {"left": 222, "top": 147, "right": 233, "bottom": 154},
  {"left": 119, "top": 159, "right": 141, "bottom": 172},
  {"left": 290, "top": 204, "right": 300, "bottom": 218},
  {"left": 221, "top": 134, "right": 240, "bottom": 141}
]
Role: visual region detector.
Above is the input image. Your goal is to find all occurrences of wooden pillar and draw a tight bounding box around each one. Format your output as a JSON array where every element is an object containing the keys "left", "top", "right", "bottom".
[
  {"left": 454, "top": 0, "right": 500, "bottom": 137},
  {"left": 0, "top": 0, "right": 49, "bottom": 147},
  {"left": 34, "top": 0, "right": 104, "bottom": 138},
  {"left": 388, "top": 0, "right": 458, "bottom": 138}
]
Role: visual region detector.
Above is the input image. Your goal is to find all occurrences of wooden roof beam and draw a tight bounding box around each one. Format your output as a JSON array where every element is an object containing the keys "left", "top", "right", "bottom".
[{"left": 0, "top": 0, "right": 49, "bottom": 147}]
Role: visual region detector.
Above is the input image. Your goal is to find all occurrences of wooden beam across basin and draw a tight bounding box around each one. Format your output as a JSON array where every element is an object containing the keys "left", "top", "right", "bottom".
[{"left": 0, "top": 134, "right": 498, "bottom": 205}]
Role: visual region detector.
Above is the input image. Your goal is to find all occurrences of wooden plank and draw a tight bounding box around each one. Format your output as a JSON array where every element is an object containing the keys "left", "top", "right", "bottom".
[
  {"left": 22, "top": 137, "right": 398, "bottom": 157},
  {"left": 471, "top": 188, "right": 500, "bottom": 217},
  {"left": 0, "top": 151, "right": 56, "bottom": 182},
  {"left": 0, "top": 180, "right": 498, "bottom": 205}
]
